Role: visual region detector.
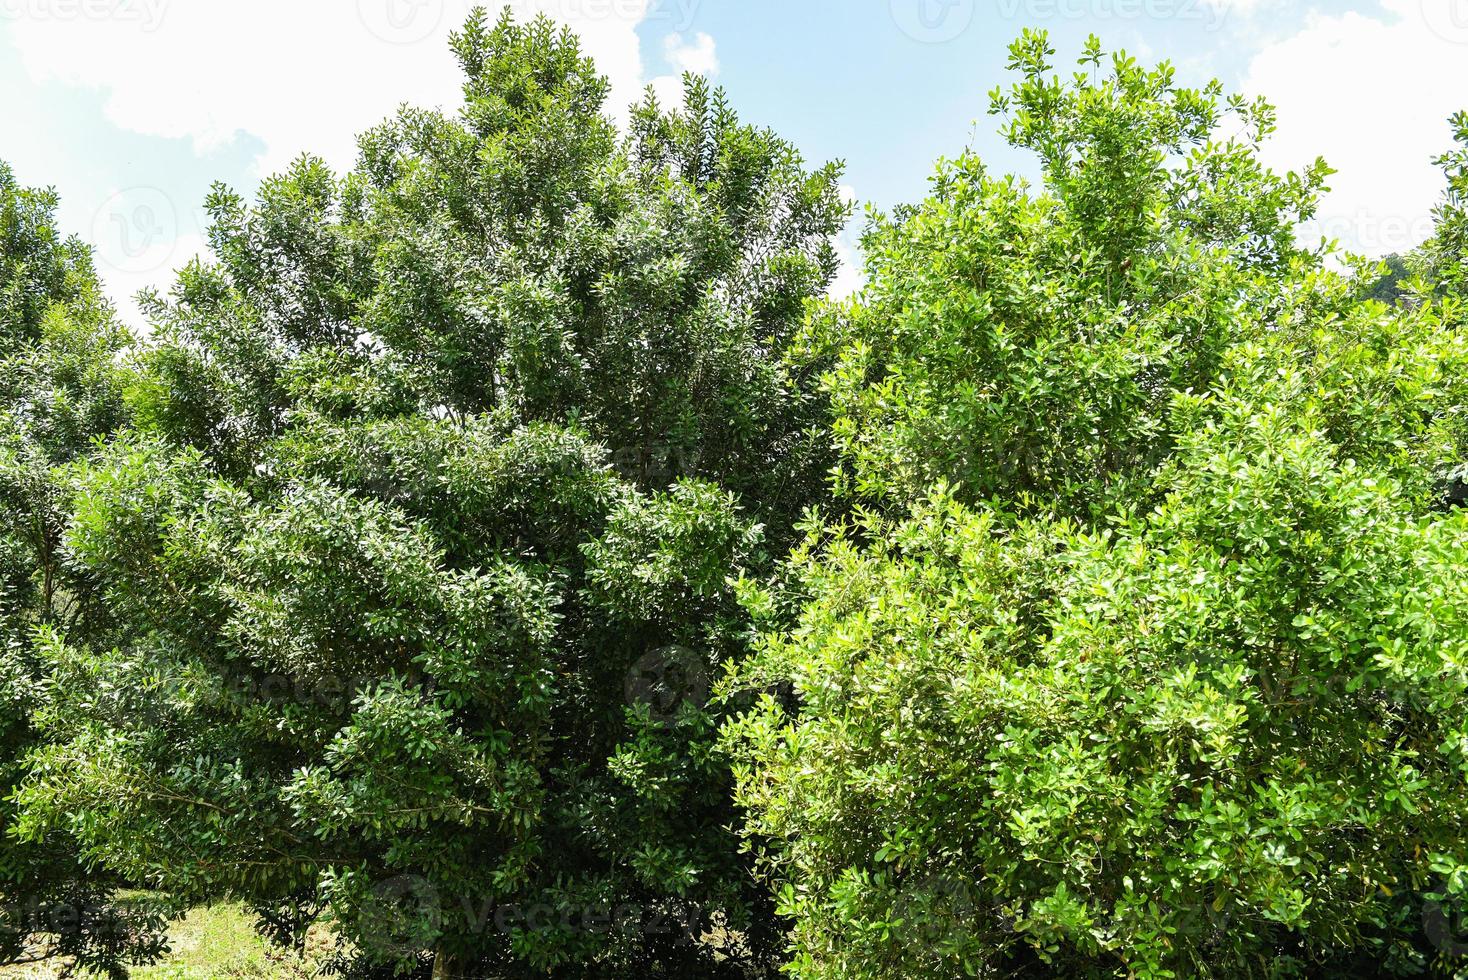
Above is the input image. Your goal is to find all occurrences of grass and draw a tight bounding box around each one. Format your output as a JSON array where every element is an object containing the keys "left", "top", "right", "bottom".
[{"left": 0, "top": 904, "right": 332, "bottom": 979}]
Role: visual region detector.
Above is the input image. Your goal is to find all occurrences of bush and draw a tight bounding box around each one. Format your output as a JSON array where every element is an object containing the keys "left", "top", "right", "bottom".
[
  {"left": 727, "top": 400, "right": 1468, "bottom": 978},
  {"left": 724, "top": 35, "right": 1468, "bottom": 980}
]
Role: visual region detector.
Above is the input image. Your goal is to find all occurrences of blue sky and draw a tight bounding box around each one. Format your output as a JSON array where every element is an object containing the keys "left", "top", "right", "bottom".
[{"left": 2, "top": 0, "right": 1465, "bottom": 325}]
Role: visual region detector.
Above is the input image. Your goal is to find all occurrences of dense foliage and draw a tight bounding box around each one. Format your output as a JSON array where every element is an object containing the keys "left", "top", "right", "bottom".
[
  {"left": 727, "top": 407, "right": 1468, "bottom": 978},
  {"left": 2, "top": 13, "right": 1467, "bottom": 980},
  {"left": 803, "top": 32, "right": 1329, "bottom": 522},
  {"left": 724, "top": 33, "right": 1468, "bottom": 980},
  {"left": 11, "top": 10, "right": 845, "bottom": 979},
  {"left": 1422, "top": 112, "right": 1468, "bottom": 304},
  {"left": 0, "top": 163, "right": 166, "bottom": 976}
]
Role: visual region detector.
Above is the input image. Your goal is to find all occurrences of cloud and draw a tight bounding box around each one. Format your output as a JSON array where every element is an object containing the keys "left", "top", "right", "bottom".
[
  {"left": 7, "top": 0, "right": 655, "bottom": 177},
  {"left": 647, "top": 29, "right": 718, "bottom": 110},
  {"left": 830, "top": 184, "right": 865, "bottom": 301},
  {"left": 1242, "top": 0, "right": 1468, "bottom": 256},
  {"left": 1198, "top": 0, "right": 1267, "bottom": 15},
  {"left": 662, "top": 30, "right": 718, "bottom": 76}
]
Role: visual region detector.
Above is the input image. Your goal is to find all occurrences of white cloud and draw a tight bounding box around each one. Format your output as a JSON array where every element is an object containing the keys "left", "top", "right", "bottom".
[
  {"left": 662, "top": 30, "right": 718, "bottom": 76},
  {"left": 5, "top": 0, "right": 723, "bottom": 324},
  {"left": 829, "top": 238, "right": 865, "bottom": 300},
  {"left": 646, "top": 29, "right": 717, "bottom": 110},
  {"left": 830, "top": 184, "right": 865, "bottom": 301},
  {"left": 8, "top": 0, "right": 656, "bottom": 177},
  {"left": 1242, "top": 0, "right": 1468, "bottom": 256}
]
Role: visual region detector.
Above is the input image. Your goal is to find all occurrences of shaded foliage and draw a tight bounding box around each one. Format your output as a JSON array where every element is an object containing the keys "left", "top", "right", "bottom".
[
  {"left": 13, "top": 9, "right": 845, "bottom": 979},
  {"left": 0, "top": 162, "right": 167, "bottom": 978}
]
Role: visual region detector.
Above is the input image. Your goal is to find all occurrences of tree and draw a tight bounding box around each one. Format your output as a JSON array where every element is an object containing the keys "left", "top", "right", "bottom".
[
  {"left": 1419, "top": 111, "right": 1468, "bottom": 305},
  {"left": 0, "top": 162, "right": 166, "bottom": 977},
  {"left": 723, "top": 35, "right": 1468, "bottom": 980},
  {"left": 129, "top": 10, "right": 844, "bottom": 542},
  {"left": 1356, "top": 252, "right": 1412, "bottom": 306},
  {"left": 727, "top": 402, "right": 1468, "bottom": 979},
  {"left": 802, "top": 31, "right": 1329, "bottom": 523},
  {"left": 16, "top": 9, "right": 846, "bottom": 978}
]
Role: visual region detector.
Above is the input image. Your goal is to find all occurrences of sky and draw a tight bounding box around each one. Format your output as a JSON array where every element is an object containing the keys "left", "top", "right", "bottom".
[{"left": 1, "top": 0, "right": 1465, "bottom": 326}]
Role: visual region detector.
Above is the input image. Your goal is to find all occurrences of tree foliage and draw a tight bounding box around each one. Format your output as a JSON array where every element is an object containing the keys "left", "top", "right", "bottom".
[
  {"left": 11, "top": 9, "right": 845, "bottom": 978},
  {"left": 0, "top": 162, "right": 167, "bottom": 977},
  {"left": 727, "top": 410, "right": 1468, "bottom": 978},
  {"left": 724, "top": 35, "right": 1468, "bottom": 980},
  {"left": 1422, "top": 111, "right": 1468, "bottom": 305},
  {"left": 3, "top": 16, "right": 1468, "bottom": 980},
  {"left": 804, "top": 32, "right": 1329, "bottom": 522}
]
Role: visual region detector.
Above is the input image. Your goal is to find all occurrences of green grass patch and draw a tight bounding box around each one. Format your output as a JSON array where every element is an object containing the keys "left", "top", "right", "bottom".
[{"left": 0, "top": 904, "right": 331, "bottom": 979}]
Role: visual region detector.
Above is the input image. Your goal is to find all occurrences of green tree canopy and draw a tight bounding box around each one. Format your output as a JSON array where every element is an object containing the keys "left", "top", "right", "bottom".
[
  {"left": 5, "top": 19, "right": 1468, "bottom": 980},
  {"left": 724, "top": 36, "right": 1468, "bottom": 980},
  {"left": 14, "top": 9, "right": 846, "bottom": 978},
  {"left": 1421, "top": 111, "right": 1468, "bottom": 305},
  {"left": 803, "top": 32, "right": 1329, "bottom": 523},
  {"left": 0, "top": 162, "right": 166, "bottom": 978}
]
